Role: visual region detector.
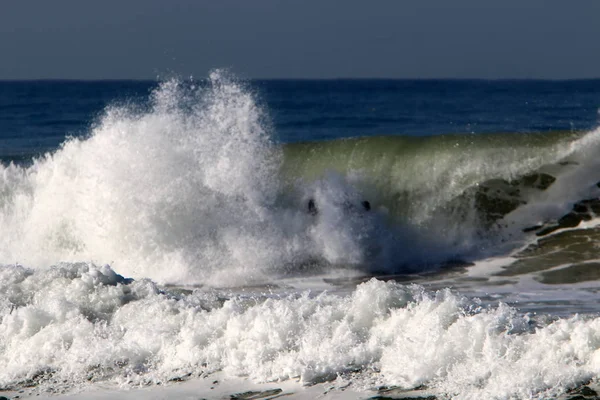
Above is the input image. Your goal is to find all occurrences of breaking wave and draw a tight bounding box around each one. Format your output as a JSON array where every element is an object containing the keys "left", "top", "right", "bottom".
[
  {"left": 1, "top": 71, "right": 600, "bottom": 286},
  {"left": 0, "top": 72, "right": 399, "bottom": 285}
]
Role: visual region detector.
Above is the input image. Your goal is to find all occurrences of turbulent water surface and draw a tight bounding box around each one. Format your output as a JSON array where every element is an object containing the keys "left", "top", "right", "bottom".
[{"left": 2, "top": 73, "right": 600, "bottom": 399}]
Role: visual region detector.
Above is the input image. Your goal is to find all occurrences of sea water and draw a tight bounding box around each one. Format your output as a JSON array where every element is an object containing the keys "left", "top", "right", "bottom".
[{"left": 2, "top": 72, "right": 600, "bottom": 399}]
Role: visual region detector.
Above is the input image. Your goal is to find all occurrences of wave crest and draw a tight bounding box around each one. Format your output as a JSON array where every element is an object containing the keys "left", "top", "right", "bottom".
[{"left": 0, "top": 72, "right": 389, "bottom": 285}]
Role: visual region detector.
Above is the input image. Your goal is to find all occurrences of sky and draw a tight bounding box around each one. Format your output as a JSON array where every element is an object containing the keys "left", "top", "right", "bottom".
[{"left": 1, "top": 0, "right": 600, "bottom": 80}]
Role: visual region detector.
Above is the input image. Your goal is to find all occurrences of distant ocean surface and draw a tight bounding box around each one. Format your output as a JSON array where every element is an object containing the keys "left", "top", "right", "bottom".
[
  {"left": 2, "top": 78, "right": 600, "bottom": 159},
  {"left": 3, "top": 73, "right": 600, "bottom": 399}
]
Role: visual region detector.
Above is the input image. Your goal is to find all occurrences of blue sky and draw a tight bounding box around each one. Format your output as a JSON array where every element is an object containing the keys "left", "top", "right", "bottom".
[{"left": 1, "top": 0, "right": 599, "bottom": 79}]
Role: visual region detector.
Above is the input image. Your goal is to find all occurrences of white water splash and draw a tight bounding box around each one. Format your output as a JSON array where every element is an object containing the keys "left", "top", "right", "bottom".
[{"left": 0, "top": 71, "right": 387, "bottom": 285}]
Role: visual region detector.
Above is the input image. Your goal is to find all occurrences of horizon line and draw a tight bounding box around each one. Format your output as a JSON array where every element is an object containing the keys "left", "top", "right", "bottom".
[{"left": 2, "top": 77, "right": 600, "bottom": 82}]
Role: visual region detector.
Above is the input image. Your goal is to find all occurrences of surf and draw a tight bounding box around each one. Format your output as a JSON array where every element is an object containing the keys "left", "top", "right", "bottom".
[
  {"left": 3, "top": 265, "right": 600, "bottom": 400},
  {"left": 0, "top": 72, "right": 396, "bottom": 286},
  {"left": 3, "top": 74, "right": 600, "bottom": 400},
  {"left": 1, "top": 72, "right": 600, "bottom": 287}
]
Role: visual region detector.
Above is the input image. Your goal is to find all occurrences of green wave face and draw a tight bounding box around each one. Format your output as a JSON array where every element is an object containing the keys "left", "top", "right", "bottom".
[{"left": 280, "top": 130, "right": 595, "bottom": 236}]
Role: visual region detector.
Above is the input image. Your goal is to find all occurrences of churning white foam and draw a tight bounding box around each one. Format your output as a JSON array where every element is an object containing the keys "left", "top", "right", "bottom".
[
  {"left": 2, "top": 264, "right": 600, "bottom": 399},
  {"left": 0, "top": 71, "right": 393, "bottom": 285}
]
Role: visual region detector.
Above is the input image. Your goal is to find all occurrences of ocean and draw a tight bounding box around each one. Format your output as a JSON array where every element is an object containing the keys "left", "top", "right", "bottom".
[{"left": 2, "top": 71, "right": 600, "bottom": 399}]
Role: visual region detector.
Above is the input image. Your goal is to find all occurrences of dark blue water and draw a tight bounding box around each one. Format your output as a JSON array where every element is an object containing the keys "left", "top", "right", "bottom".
[{"left": 1, "top": 79, "right": 600, "bottom": 161}]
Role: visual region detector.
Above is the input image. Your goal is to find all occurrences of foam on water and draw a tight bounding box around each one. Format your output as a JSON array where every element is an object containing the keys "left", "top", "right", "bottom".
[{"left": 2, "top": 264, "right": 600, "bottom": 399}]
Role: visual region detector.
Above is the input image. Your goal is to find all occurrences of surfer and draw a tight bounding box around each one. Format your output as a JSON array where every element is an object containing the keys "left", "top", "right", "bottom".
[{"left": 307, "top": 199, "right": 370, "bottom": 215}]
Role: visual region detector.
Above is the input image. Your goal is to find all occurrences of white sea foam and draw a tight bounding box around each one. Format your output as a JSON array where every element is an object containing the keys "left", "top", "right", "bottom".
[{"left": 2, "top": 264, "right": 600, "bottom": 399}]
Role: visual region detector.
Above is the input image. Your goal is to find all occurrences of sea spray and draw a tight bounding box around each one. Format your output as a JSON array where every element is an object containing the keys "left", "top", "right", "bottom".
[{"left": 0, "top": 72, "right": 388, "bottom": 285}]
